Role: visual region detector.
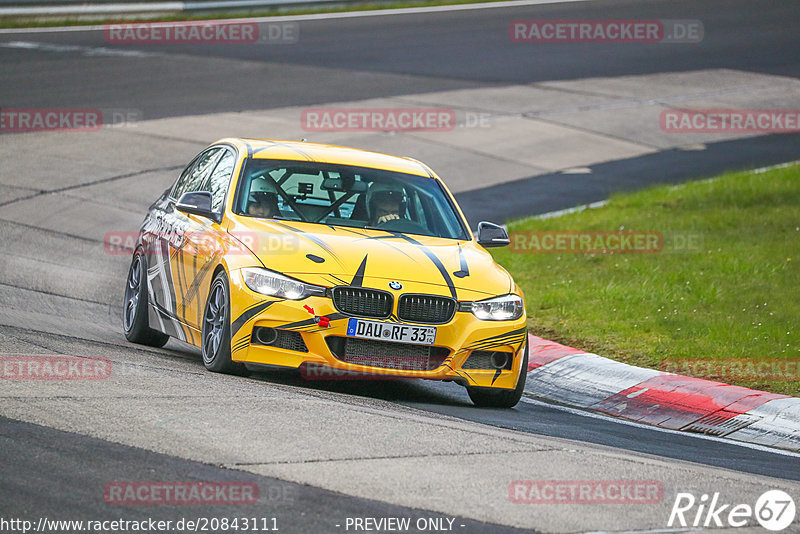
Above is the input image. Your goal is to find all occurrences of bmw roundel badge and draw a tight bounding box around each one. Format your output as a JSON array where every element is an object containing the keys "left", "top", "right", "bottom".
[{"left": 389, "top": 281, "right": 402, "bottom": 290}]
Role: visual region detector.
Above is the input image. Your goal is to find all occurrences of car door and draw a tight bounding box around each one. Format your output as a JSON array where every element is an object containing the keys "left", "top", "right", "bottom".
[
  {"left": 147, "top": 147, "right": 223, "bottom": 341},
  {"left": 173, "top": 147, "right": 237, "bottom": 335}
]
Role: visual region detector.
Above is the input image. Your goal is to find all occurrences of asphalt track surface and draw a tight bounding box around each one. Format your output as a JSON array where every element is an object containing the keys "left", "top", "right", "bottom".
[
  {"left": 1, "top": 0, "right": 799, "bottom": 117},
  {"left": 1, "top": 0, "right": 800, "bottom": 531}
]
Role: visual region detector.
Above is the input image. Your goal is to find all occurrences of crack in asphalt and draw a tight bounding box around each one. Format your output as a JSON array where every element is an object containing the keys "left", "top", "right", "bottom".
[
  {"left": 228, "top": 448, "right": 553, "bottom": 466},
  {"left": 0, "top": 280, "right": 113, "bottom": 307},
  {"left": 0, "top": 165, "right": 182, "bottom": 208},
  {"left": 0, "top": 218, "right": 106, "bottom": 242}
]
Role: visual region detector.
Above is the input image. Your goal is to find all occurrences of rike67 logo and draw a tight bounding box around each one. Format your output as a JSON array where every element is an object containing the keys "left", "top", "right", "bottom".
[{"left": 668, "top": 490, "right": 796, "bottom": 531}]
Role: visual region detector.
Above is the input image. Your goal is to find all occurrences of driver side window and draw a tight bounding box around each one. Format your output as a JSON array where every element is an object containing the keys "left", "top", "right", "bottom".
[
  {"left": 172, "top": 148, "right": 222, "bottom": 201},
  {"left": 203, "top": 149, "right": 236, "bottom": 212}
]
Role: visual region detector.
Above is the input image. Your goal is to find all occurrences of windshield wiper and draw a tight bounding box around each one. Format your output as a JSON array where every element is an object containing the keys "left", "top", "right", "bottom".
[{"left": 363, "top": 226, "right": 395, "bottom": 234}]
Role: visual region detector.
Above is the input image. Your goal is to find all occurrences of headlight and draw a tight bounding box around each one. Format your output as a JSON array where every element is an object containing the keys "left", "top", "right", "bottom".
[
  {"left": 469, "top": 294, "right": 524, "bottom": 321},
  {"left": 242, "top": 268, "right": 326, "bottom": 300}
]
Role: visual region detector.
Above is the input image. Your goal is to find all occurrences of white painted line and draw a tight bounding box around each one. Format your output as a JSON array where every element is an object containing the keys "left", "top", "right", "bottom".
[
  {"left": 0, "top": 0, "right": 592, "bottom": 33},
  {"left": 521, "top": 396, "right": 800, "bottom": 458},
  {"left": 0, "top": 2, "right": 183, "bottom": 16},
  {"left": 532, "top": 200, "right": 608, "bottom": 220},
  {"left": 585, "top": 528, "right": 704, "bottom": 534},
  {"left": 0, "top": 40, "right": 153, "bottom": 57},
  {"left": 752, "top": 160, "right": 800, "bottom": 174},
  {"left": 526, "top": 159, "right": 800, "bottom": 221}
]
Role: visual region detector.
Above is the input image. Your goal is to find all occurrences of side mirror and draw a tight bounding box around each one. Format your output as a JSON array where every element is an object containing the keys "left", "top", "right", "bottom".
[
  {"left": 476, "top": 221, "right": 510, "bottom": 248},
  {"left": 176, "top": 191, "right": 218, "bottom": 222}
]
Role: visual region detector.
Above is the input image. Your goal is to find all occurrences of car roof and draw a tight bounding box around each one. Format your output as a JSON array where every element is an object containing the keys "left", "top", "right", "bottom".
[{"left": 219, "top": 138, "right": 434, "bottom": 178}]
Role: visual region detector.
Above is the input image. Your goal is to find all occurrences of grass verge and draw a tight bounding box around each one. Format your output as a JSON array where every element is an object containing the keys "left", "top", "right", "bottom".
[{"left": 492, "top": 163, "right": 800, "bottom": 396}]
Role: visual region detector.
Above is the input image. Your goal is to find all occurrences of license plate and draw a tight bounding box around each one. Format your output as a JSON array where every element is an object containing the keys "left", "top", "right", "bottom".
[{"left": 346, "top": 318, "right": 436, "bottom": 345}]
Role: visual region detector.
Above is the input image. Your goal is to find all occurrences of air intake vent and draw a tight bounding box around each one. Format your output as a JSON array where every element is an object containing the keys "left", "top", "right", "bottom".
[{"left": 326, "top": 336, "right": 448, "bottom": 371}]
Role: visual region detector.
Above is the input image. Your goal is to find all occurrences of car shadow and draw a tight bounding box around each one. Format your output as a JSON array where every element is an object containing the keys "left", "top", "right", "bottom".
[
  {"left": 164, "top": 339, "right": 475, "bottom": 408},
  {"left": 245, "top": 365, "right": 473, "bottom": 408}
]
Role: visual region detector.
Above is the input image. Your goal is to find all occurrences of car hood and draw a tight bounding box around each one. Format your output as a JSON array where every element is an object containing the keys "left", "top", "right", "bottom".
[{"left": 228, "top": 218, "right": 513, "bottom": 300}]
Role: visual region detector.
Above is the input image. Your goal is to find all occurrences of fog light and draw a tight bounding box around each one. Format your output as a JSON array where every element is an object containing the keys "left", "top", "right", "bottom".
[
  {"left": 490, "top": 351, "right": 510, "bottom": 370},
  {"left": 254, "top": 327, "right": 278, "bottom": 345}
]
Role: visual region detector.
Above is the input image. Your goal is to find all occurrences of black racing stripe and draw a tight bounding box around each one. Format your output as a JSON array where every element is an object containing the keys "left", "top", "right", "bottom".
[
  {"left": 184, "top": 255, "right": 217, "bottom": 312},
  {"left": 232, "top": 337, "right": 250, "bottom": 353},
  {"left": 468, "top": 332, "right": 528, "bottom": 347},
  {"left": 453, "top": 244, "right": 470, "bottom": 278},
  {"left": 327, "top": 274, "right": 348, "bottom": 286},
  {"left": 350, "top": 255, "right": 368, "bottom": 287},
  {"left": 174, "top": 242, "right": 188, "bottom": 319},
  {"left": 455, "top": 368, "right": 475, "bottom": 383},
  {"left": 359, "top": 235, "right": 416, "bottom": 260},
  {"left": 269, "top": 221, "right": 344, "bottom": 267},
  {"left": 380, "top": 232, "right": 457, "bottom": 299},
  {"left": 465, "top": 337, "right": 527, "bottom": 352},
  {"left": 468, "top": 326, "right": 528, "bottom": 346},
  {"left": 279, "top": 312, "right": 348, "bottom": 330},
  {"left": 233, "top": 336, "right": 250, "bottom": 347},
  {"left": 279, "top": 318, "right": 318, "bottom": 329},
  {"left": 466, "top": 335, "right": 528, "bottom": 352},
  {"left": 337, "top": 227, "right": 371, "bottom": 237},
  {"left": 491, "top": 368, "right": 503, "bottom": 385},
  {"left": 232, "top": 336, "right": 250, "bottom": 349},
  {"left": 231, "top": 301, "right": 274, "bottom": 336}
]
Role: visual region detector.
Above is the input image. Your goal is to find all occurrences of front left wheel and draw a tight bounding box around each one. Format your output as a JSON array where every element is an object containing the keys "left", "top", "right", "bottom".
[
  {"left": 123, "top": 252, "right": 169, "bottom": 348},
  {"left": 466, "top": 341, "right": 528, "bottom": 408},
  {"left": 202, "top": 271, "right": 246, "bottom": 375}
]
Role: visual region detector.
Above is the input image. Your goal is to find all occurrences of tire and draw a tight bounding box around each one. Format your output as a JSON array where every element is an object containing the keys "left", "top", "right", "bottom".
[
  {"left": 123, "top": 252, "right": 170, "bottom": 348},
  {"left": 201, "top": 271, "right": 246, "bottom": 375},
  {"left": 467, "top": 340, "right": 528, "bottom": 408}
]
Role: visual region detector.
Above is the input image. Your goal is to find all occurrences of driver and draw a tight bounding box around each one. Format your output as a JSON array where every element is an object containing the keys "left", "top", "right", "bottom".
[
  {"left": 247, "top": 178, "right": 280, "bottom": 218},
  {"left": 366, "top": 182, "right": 407, "bottom": 225}
]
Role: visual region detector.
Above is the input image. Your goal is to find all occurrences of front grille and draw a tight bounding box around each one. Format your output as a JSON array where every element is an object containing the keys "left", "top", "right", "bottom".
[
  {"left": 462, "top": 350, "right": 513, "bottom": 370},
  {"left": 332, "top": 287, "right": 392, "bottom": 318},
  {"left": 398, "top": 294, "right": 456, "bottom": 324},
  {"left": 326, "top": 336, "right": 448, "bottom": 371}
]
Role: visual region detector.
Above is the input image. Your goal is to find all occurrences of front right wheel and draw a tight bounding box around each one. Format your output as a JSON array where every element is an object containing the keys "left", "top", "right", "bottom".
[{"left": 466, "top": 341, "right": 528, "bottom": 408}]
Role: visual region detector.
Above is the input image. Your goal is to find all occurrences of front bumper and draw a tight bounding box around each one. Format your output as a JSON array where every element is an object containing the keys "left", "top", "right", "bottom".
[{"left": 227, "top": 270, "right": 528, "bottom": 390}]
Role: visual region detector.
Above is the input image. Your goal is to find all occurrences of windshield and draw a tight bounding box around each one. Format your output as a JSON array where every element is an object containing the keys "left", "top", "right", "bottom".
[{"left": 235, "top": 159, "right": 469, "bottom": 240}]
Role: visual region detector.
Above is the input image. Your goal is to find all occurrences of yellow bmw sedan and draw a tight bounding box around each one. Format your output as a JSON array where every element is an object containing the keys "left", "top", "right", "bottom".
[{"left": 123, "top": 138, "right": 528, "bottom": 407}]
